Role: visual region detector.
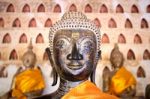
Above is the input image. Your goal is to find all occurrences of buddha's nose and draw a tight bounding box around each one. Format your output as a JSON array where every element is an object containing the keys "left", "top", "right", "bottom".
[{"left": 67, "top": 43, "right": 83, "bottom": 60}]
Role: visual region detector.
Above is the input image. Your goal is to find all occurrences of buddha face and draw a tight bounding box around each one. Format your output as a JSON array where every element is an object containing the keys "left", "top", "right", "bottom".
[
  {"left": 111, "top": 50, "right": 124, "bottom": 69},
  {"left": 53, "top": 29, "right": 97, "bottom": 81},
  {"left": 22, "top": 52, "right": 36, "bottom": 68}
]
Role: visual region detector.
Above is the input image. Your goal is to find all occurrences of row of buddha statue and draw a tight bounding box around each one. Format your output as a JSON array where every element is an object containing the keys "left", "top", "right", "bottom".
[{"left": 0, "top": 12, "right": 149, "bottom": 99}]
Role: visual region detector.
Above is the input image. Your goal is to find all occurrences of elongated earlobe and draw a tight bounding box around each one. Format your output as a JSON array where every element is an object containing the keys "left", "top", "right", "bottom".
[
  {"left": 91, "top": 50, "right": 101, "bottom": 84},
  {"left": 46, "top": 48, "right": 58, "bottom": 86},
  {"left": 51, "top": 69, "right": 58, "bottom": 86},
  {"left": 90, "top": 70, "right": 96, "bottom": 84}
]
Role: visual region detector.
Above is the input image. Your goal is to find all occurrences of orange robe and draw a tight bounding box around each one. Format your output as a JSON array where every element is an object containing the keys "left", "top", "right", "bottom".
[
  {"left": 12, "top": 68, "right": 45, "bottom": 99},
  {"left": 109, "top": 67, "right": 136, "bottom": 95},
  {"left": 62, "top": 80, "right": 118, "bottom": 99}
]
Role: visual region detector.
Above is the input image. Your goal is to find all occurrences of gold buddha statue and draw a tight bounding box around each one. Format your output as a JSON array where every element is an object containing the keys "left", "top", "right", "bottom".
[
  {"left": 10, "top": 40, "right": 45, "bottom": 99},
  {"left": 104, "top": 44, "right": 136, "bottom": 99}
]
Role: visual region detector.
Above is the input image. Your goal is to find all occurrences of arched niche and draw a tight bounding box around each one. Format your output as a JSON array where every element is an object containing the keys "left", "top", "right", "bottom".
[
  {"left": 125, "top": 18, "right": 132, "bottom": 28},
  {"left": 102, "top": 66, "right": 110, "bottom": 92},
  {"left": 53, "top": 4, "right": 61, "bottom": 13},
  {"left": 22, "top": 4, "right": 30, "bottom": 12},
  {"left": 146, "top": 4, "right": 150, "bottom": 13},
  {"left": 137, "top": 66, "right": 146, "bottom": 78},
  {"left": 118, "top": 34, "right": 126, "bottom": 43},
  {"left": 99, "top": 4, "right": 108, "bottom": 13},
  {"left": 134, "top": 34, "right": 142, "bottom": 44},
  {"left": 127, "top": 49, "right": 136, "bottom": 60},
  {"left": 116, "top": 4, "right": 124, "bottom": 13},
  {"left": 131, "top": 4, "right": 139, "bottom": 13},
  {"left": 103, "top": 66, "right": 110, "bottom": 75},
  {"left": 3, "top": 33, "right": 11, "bottom": 43},
  {"left": 143, "top": 49, "right": 150, "bottom": 60},
  {"left": 141, "top": 18, "right": 149, "bottom": 28},
  {"left": 93, "top": 18, "right": 101, "bottom": 28},
  {"left": 36, "top": 33, "right": 44, "bottom": 43},
  {"left": 6, "top": 3, "right": 15, "bottom": 12},
  {"left": 43, "top": 50, "right": 48, "bottom": 60},
  {"left": 19, "top": 33, "right": 27, "bottom": 43},
  {"left": 29, "top": 18, "right": 37, "bottom": 27},
  {"left": 69, "top": 4, "right": 77, "bottom": 12},
  {"left": 37, "top": 4, "right": 45, "bottom": 12},
  {"left": 9, "top": 49, "right": 18, "bottom": 60},
  {"left": 85, "top": 4, "right": 92, "bottom": 13},
  {"left": 102, "top": 33, "right": 109, "bottom": 43},
  {"left": 108, "top": 18, "right": 117, "bottom": 28},
  {"left": 0, "top": 18, "right": 4, "bottom": 27},
  {"left": 12, "top": 18, "right": 21, "bottom": 27},
  {"left": 45, "top": 18, "right": 52, "bottom": 27}
]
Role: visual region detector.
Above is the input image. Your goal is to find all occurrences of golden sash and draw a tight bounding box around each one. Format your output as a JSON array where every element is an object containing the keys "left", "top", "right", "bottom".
[
  {"left": 12, "top": 68, "right": 45, "bottom": 99},
  {"left": 62, "top": 80, "right": 118, "bottom": 99},
  {"left": 110, "top": 67, "right": 136, "bottom": 95}
]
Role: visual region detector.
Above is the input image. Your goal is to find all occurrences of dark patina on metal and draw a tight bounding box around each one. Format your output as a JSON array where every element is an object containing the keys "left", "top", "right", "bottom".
[{"left": 36, "top": 12, "right": 101, "bottom": 99}]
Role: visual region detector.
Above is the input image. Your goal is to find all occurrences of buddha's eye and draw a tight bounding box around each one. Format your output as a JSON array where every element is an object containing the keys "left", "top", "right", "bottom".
[
  {"left": 79, "top": 38, "right": 95, "bottom": 54},
  {"left": 83, "top": 41, "right": 93, "bottom": 50},
  {"left": 55, "top": 38, "right": 70, "bottom": 50}
]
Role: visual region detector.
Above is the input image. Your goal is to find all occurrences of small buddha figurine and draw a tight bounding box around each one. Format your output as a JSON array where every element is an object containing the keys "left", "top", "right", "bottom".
[
  {"left": 102, "top": 67, "right": 111, "bottom": 92},
  {"left": 105, "top": 44, "right": 136, "bottom": 99},
  {"left": 10, "top": 40, "right": 45, "bottom": 99},
  {"left": 36, "top": 12, "right": 118, "bottom": 99}
]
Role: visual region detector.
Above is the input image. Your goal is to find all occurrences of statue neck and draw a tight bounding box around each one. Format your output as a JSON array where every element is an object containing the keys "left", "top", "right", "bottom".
[{"left": 55, "top": 78, "right": 87, "bottom": 98}]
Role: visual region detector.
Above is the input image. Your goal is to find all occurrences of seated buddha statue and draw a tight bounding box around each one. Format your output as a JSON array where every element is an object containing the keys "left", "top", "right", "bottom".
[
  {"left": 104, "top": 44, "right": 136, "bottom": 98},
  {"left": 10, "top": 40, "right": 45, "bottom": 99},
  {"left": 36, "top": 12, "right": 118, "bottom": 99}
]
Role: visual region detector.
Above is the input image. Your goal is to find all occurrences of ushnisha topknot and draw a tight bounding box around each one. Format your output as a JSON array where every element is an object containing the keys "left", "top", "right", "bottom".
[{"left": 49, "top": 12, "right": 101, "bottom": 55}]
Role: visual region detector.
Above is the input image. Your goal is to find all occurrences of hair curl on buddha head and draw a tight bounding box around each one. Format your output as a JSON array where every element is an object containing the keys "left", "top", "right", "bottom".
[{"left": 49, "top": 12, "right": 101, "bottom": 56}]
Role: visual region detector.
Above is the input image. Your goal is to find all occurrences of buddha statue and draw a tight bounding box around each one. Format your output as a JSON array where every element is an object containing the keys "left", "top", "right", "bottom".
[
  {"left": 145, "top": 84, "right": 150, "bottom": 99},
  {"left": 104, "top": 44, "right": 136, "bottom": 99},
  {"left": 36, "top": 12, "right": 118, "bottom": 99},
  {"left": 10, "top": 40, "right": 45, "bottom": 99},
  {"left": 102, "top": 67, "right": 111, "bottom": 92}
]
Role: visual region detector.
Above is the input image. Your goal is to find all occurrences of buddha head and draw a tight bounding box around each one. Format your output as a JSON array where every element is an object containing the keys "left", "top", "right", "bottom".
[
  {"left": 22, "top": 39, "right": 36, "bottom": 68},
  {"left": 110, "top": 44, "right": 124, "bottom": 70},
  {"left": 47, "top": 12, "right": 101, "bottom": 83}
]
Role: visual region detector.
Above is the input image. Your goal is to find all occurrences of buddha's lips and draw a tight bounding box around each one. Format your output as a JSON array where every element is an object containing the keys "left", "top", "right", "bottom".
[
  {"left": 67, "top": 60, "right": 83, "bottom": 70},
  {"left": 67, "top": 64, "right": 83, "bottom": 70}
]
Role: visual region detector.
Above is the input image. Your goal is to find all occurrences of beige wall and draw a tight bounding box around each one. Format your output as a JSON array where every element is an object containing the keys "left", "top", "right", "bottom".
[{"left": 0, "top": 0, "right": 150, "bottom": 96}]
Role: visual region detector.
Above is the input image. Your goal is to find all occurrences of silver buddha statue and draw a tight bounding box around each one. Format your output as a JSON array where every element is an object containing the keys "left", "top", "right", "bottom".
[{"left": 36, "top": 12, "right": 101, "bottom": 99}]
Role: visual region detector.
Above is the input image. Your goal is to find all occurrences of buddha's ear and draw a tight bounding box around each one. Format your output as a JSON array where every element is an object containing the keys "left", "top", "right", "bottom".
[
  {"left": 50, "top": 69, "right": 58, "bottom": 86},
  {"left": 90, "top": 50, "right": 101, "bottom": 84},
  {"left": 46, "top": 48, "right": 58, "bottom": 86},
  {"left": 90, "top": 69, "right": 96, "bottom": 84}
]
